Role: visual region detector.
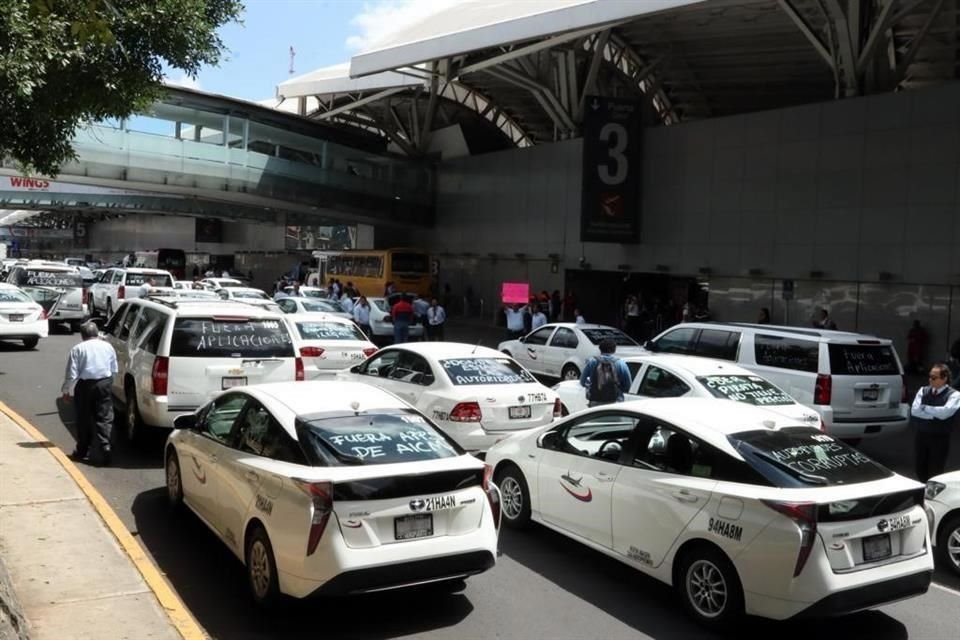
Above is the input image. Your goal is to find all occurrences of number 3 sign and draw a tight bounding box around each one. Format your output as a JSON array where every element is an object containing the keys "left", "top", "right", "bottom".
[{"left": 580, "top": 96, "right": 642, "bottom": 243}]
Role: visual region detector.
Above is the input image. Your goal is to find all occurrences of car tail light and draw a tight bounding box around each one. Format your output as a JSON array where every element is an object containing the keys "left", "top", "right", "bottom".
[
  {"left": 553, "top": 398, "right": 562, "bottom": 418},
  {"left": 300, "top": 346, "right": 324, "bottom": 358},
  {"left": 294, "top": 480, "right": 333, "bottom": 556},
  {"left": 814, "top": 374, "right": 832, "bottom": 405},
  {"left": 762, "top": 500, "right": 817, "bottom": 577},
  {"left": 362, "top": 347, "right": 378, "bottom": 358},
  {"left": 82, "top": 288, "right": 88, "bottom": 306},
  {"left": 117, "top": 285, "right": 125, "bottom": 300},
  {"left": 151, "top": 356, "right": 169, "bottom": 395},
  {"left": 295, "top": 357, "right": 305, "bottom": 381},
  {"left": 450, "top": 401, "right": 482, "bottom": 422},
  {"left": 901, "top": 375, "right": 908, "bottom": 403},
  {"left": 483, "top": 464, "right": 501, "bottom": 528}
]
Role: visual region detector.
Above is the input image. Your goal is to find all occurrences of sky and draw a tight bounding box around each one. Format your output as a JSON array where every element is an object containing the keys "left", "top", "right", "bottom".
[{"left": 164, "top": 0, "right": 463, "bottom": 102}]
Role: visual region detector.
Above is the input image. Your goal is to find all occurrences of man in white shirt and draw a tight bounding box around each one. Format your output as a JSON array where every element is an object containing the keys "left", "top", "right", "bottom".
[
  {"left": 426, "top": 298, "right": 447, "bottom": 341},
  {"left": 352, "top": 296, "right": 372, "bottom": 338},
  {"left": 340, "top": 292, "right": 354, "bottom": 314},
  {"left": 139, "top": 277, "right": 155, "bottom": 298},
  {"left": 504, "top": 304, "right": 528, "bottom": 340},
  {"left": 531, "top": 306, "right": 548, "bottom": 330},
  {"left": 62, "top": 322, "right": 118, "bottom": 466},
  {"left": 911, "top": 363, "right": 960, "bottom": 481}
]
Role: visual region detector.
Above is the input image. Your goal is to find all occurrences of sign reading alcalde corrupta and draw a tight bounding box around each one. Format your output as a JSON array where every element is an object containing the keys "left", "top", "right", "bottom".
[{"left": 580, "top": 96, "right": 642, "bottom": 243}]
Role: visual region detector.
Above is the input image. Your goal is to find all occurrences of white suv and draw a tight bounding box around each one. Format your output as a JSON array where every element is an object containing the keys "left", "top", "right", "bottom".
[
  {"left": 89, "top": 268, "right": 175, "bottom": 318},
  {"left": 101, "top": 297, "right": 303, "bottom": 441},
  {"left": 5, "top": 262, "right": 88, "bottom": 332},
  {"left": 643, "top": 322, "right": 909, "bottom": 441}
]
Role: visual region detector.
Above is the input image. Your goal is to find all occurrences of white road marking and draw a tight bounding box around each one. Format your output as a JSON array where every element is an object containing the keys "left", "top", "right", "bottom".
[{"left": 932, "top": 581, "right": 960, "bottom": 597}]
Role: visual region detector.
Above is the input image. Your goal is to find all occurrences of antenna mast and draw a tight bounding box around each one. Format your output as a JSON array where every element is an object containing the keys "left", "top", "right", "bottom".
[{"left": 289, "top": 46, "right": 295, "bottom": 75}]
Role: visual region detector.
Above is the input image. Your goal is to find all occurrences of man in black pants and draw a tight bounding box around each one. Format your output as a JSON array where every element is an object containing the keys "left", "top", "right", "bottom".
[
  {"left": 61, "top": 322, "right": 118, "bottom": 466},
  {"left": 911, "top": 363, "right": 960, "bottom": 482}
]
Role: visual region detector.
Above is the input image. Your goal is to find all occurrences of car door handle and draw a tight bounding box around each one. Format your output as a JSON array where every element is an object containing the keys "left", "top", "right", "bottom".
[
  {"left": 595, "top": 471, "right": 615, "bottom": 483},
  {"left": 672, "top": 490, "right": 699, "bottom": 503},
  {"left": 245, "top": 470, "right": 259, "bottom": 484}
]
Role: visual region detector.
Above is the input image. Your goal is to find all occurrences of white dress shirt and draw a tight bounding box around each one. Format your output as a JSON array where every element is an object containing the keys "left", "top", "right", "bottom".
[
  {"left": 505, "top": 307, "right": 527, "bottom": 331},
  {"left": 531, "top": 311, "right": 547, "bottom": 330},
  {"left": 911, "top": 385, "right": 960, "bottom": 420},
  {"left": 62, "top": 339, "right": 118, "bottom": 394},
  {"left": 353, "top": 304, "right": 371, "bottom": 325}
]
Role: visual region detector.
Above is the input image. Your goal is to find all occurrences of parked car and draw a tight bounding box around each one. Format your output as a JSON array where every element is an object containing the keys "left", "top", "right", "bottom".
[
  {"left": 0, "top": 283, "right": 49, "bottom": 349},
  {"left": 285, "top": 313, "right": 377, "bottom": 379},
  {"left": 200, "top": 277, "right": 244, "bottom": 290},
  {"left": 362, "top": 296, "right": 424, "bottom": 343},
  {"left": 554, "top": 354, "right": 822, "bottom": 426},
  {"left": 216, "top": 287, "right": 278, "bottom": 310},
  {"left": 642, "top": 322, "right": 909, "bottom": 441},
  {"left": 164, "top": 381, "right": 498, "bottom": 605},
  {"left": 338, "top": 342, "right": 560, "bottom": 453},
  {"left": 925, "top": 470, "right": 960, "bottom": 576},
  {"left": 486, "top": 398, "right": 932, "bottom": 628},
  {"left": 89, "top": 267, "right": 175, "bottom": 318},
  {"left": 100, "top": 296, "right": 302, "bottom": 442},
  {"left": 499, "top": 323, "right": 645, "bottom": 381},
  {"left": 5, "top": 262, "right": 87, "bottom": 332},
  {"left": 276, "top": 296, "right": 353, "bottom": 320}
]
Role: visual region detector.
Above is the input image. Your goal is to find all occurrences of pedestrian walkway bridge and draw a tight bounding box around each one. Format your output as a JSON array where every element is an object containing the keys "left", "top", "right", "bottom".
[{"left": 0, "top": 87, "right": 434, "bottom": 226}]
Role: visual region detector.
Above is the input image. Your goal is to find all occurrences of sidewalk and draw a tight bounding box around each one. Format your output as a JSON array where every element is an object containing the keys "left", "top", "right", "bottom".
[{"left": 0, "top": 407, "right": 198, "bottom": 640}]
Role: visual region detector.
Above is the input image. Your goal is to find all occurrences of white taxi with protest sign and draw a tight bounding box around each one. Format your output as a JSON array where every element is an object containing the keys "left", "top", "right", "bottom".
[
  {"left": 284, "top": 312, "right": 378, "bottom": 379},
  {"left": 485, "top": 397, "right": 932, "bottom": 629},
  {"left": 338, "top": 343, "right": 560, "bottom": 454},
  {"left": 554, "top": 354, "right": 821, "bottom": 424},
  {"left": 165, "top": 381, "right": 499, "bottom": 606}
]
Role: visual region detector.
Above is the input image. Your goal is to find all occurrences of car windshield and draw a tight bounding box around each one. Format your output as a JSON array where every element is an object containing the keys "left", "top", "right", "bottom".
[
  {"left": 170, "top": 318, "right": 294, "bottom": 358},
  {"left": 296, "top": 321, "right": 364, "bottom": 341},
  {"left": 0, "top": 289, "right": 33, "bottom": 303},
  {"left": 17, "top": 270, "right": 82, "bottom": 288},
  {"left": 233, "top": 290, "right": 269, "bottom": 300},
  {"left": 730, "top": 427, "right": 893, "bottom": 487},
  {"left": 440, "top": 358, "right": 536, "bottom": 385},
  {"left": 297, "top": 411, "right": 461, "bottom": 466},
  {"left": 828, "top": 344, "right": 900, "bottom": 375},
  {"left": 581, "top": 328, "right": 638, "bottom": 347},
  {"left": 126, "top": 273, "right": 173, "bottom": 287},
  {"left": 303, "top": 299, "right": 342, "bottom": 313},
  {"left": 696, "top": 375, "right": 794, "bottom": 406}
]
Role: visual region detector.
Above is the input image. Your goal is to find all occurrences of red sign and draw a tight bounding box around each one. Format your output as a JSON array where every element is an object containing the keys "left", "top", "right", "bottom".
[
  {"left": 8, "top": 176, "right": 51, "bottom": 190},
  {"left": 501, "top": 282, "right": 529, "bottom": 304}
]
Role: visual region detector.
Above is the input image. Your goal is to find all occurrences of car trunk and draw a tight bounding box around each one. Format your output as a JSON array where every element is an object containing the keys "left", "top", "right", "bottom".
[
  {"left": 478, "top": 385, "right": 556, "bottom": 432},
  {"left": 300, "top": 340, "right": 370, "bottom": 378},
  {"left": 0, "top": 303, "right": 44, "bottom": 325}
]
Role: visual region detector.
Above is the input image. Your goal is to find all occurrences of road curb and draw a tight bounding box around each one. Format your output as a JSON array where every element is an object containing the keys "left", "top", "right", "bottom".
[{"left": 0, "top": 402, "right": 206, "bottom": 640}]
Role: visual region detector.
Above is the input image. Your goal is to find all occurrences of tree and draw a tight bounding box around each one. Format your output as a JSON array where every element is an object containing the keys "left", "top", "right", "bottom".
[{"left": 0, "top": 0, "right": 243, "bottom": 176}]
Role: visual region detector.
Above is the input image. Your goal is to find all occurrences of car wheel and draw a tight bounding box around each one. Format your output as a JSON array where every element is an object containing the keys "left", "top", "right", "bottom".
[
  {"left": 89, "top": 298, "right": 97, "bottom": 318},
  {"left": 677, "top": 546, "right": 744, "bottom": 630},
  {"left": 937, "top": 513, "right": 960, "bottom": 576},
  {"left": 246, "top": 526, "right": 281, "bottom": 607},
  {"left": 165, "top": 450, "right": 184, "bottom": 509},
  {"left": 561, "top": 364, "right": 580, "bottom": 381},
  {"left": 70, "top": 321, "right": 81, "bottom": 334},
  {"left": 125, "top": 385, "right": 143, "bottom": 444},
  {"left": 495, "top": 464, "right": 532, "bottom": 529},
  {"left": 21, "top": 337, "right": 39, "bottom": 350},
  {"left": 106, "top": 299, "right": 113, "bottom": 319}
]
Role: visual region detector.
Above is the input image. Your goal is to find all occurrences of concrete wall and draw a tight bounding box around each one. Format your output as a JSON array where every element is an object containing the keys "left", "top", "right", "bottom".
[
  {"left": 88, "top": 213, "right": 285, "bottom": 254},
  {"left": 427, "top": 82, "right": 960, "bottom": 357}
]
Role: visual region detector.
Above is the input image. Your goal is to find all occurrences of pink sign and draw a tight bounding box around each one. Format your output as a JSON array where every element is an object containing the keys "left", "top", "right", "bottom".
[{"left": 501, "top": 282, "right": 529, "bottom": 304}]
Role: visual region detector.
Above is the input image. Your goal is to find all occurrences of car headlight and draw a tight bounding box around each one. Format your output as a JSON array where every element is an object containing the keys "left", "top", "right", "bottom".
[{"left": 925, "top": 481, "right": 946, "bottom": 500}]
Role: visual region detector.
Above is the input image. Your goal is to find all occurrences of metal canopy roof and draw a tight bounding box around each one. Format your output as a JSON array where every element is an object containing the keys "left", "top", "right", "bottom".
[{"left": 277, "top": 0, "right": 960, "bottom": 156}]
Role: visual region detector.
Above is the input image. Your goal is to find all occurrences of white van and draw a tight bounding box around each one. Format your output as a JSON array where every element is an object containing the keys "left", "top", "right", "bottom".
[
  {"left": 101, "top": 297, "right": 303, "bottom": 442},
  {"left": 642, "top": 322, "right": 909, "bottom": 441}
]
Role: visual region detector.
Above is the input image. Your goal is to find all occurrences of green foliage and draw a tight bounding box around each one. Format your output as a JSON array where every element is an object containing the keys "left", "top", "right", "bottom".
[{"left": 0, "top": 0, "right": 243, "bottom": 175}]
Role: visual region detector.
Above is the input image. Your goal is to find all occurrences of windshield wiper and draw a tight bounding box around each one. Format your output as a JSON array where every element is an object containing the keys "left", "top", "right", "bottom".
[{"left": 750, "top": 450, "right": 828, "bottom": 485}]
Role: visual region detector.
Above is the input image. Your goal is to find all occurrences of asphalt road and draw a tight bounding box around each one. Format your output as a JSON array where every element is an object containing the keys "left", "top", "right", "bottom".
[{"left": 2, "top": 333, "right": 960, "bottom": 640}]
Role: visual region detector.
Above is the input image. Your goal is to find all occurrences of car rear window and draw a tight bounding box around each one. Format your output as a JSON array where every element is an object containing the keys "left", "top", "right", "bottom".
[
  {"left": 303, "top": 299, "right": 343, "bottom": 313},
  {"left": 440, "top": 358, "right": 536, "bottom": 385},
  {"left": 19, "top": 270, "right": 82, "bottom": 288},
  {"left": 297, "top": 411, "right": 461, "bottom": 465},
  {"left": 170, "top": 318, "right": 294, "bottom": 358},
  {"left": 828, "top": 344, "right": 900, "bottom": 375},
  {"left": 581, "top": 328, "right": 638, "bottom": 347},
  {"left": 233, "top": 290, "right": 269, "bottom": 300},
  {"left": 0, "top": 289, "right": 33, "bottom": 303},
  {"left": 697, "top": 375, "right": 794, "bottom": 406},
  {"left": 296, "top": 321, "right": 364, "bottom": 341},
  {"left": 126, "top": 273, "right": 173, "bottom": 287},
  {"left": 729, "top": 427, "right": 893, "bottom": 487}
]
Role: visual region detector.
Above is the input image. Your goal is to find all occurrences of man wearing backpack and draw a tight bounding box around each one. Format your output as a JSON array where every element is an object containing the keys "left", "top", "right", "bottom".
[{"left": 580, "top": 338, "right": 632, "bottom": 406}]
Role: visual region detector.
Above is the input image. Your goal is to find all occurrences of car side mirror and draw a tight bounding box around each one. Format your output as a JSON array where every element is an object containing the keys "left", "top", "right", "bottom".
[
  {"left": 173, "top": 414, "right": 197, "bottom": 430},
  {"left": 538, "top": 430, "right": 561, "bottom": 450},
  {"left": 421, "top": 374, "right": 435, "bottom": 386},
  {"left": 518, "top": 335, "right": 526, "bottom": 343},
  {"left": 644, "top": 340, "right": 656, "bottom": 351},
  {"left": 349, "top": 364, "right": 361, "bottom": 374}
]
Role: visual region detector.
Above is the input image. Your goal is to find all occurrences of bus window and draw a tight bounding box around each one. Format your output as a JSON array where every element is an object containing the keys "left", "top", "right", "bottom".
[{"left": 391, "top": 252, "right": 429, "bottom": 274}]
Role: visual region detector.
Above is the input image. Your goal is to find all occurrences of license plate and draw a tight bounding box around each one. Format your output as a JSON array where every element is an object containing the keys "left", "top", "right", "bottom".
[
  {"left": 221, "top": 377, "right": 247, "bottom": 389},
  {"left": 8, "top": 314, "right": 23, "bottom": 322},
  {"left": 509, "top": 405, "right": 532, "bottom": 419},
  {"left": 862, "top": 533, "right": 892, "bottom": 562},
  {"left": 862, "top": 389, "right": 879, "bottom": 401},
  {"left": 395, "top": 514, "right": 433, "bottom": 540}
]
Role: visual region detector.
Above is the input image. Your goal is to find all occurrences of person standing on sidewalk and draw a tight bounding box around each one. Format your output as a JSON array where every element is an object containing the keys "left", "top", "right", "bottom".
[
  {"left": 911, "top": 363, "right": 960, "bottom": 482},
  {"left": 426, "top": 298, "right": 447, "bottom": 341},
  {"left": 61, "top": 322, "right": 118, "bottom": 466}
]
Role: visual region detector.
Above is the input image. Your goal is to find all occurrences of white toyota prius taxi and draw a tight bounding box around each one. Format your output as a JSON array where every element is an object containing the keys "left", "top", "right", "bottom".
[
  {"left": 924, "top": 470, "right": 960, "bottom": 576},
  {"left": 485, "top": 398, "right": 932, "bottom": 628},
  {"left": 165, "top": 381, "right": 499, "bottom": 606},
  {"left": 337, "top": 343, "right": 560, "bottom": 453}
]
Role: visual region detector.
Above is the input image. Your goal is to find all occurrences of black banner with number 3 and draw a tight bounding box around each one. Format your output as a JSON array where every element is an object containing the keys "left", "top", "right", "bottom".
[{"left": 580, "top": 96, "right": 642, "bottom": 243}]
